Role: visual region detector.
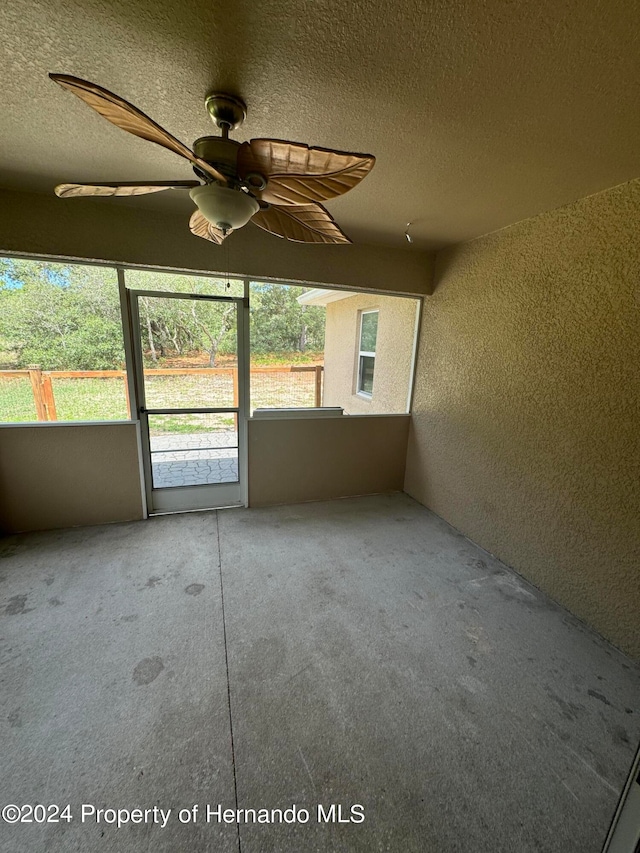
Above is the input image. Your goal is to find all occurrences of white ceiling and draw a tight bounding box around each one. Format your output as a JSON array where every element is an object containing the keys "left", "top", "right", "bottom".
[{"left": 1, "top": 0, "right": 639, "bottom": 250}]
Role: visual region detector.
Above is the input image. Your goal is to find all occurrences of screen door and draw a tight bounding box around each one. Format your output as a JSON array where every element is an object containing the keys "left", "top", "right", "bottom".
[{"left": 128, "top": 289, "right": 247, "bottom": 513}]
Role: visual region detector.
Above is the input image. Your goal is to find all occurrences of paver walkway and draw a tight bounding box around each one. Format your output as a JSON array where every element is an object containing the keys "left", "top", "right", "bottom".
[{"left": 150, "top": 431, "right": 238, "bottom": 488}]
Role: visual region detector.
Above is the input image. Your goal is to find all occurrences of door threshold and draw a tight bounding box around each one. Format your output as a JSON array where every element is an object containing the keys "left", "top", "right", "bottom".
[{"left": 148, "top": 503, "right": 245, "bottom": 517}]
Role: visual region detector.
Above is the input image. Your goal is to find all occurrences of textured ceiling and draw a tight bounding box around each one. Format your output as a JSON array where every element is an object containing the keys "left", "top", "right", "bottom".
[{"left": 1, "top": 0, "right": 639, "bottom": 249}]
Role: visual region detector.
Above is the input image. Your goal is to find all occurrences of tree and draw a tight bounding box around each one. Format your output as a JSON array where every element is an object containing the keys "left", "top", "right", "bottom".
[
  {"left": 189, "top": 301, "right": 235, "bottom": 366},
  {"left": 0, "top": 262, "right": 326, "bottom": 371},
  {"left": 136, "top": 294, "right": 236, "bottom": 367},
  {"left": 0, "top": 260, "right": 124, "bottom": 370},
  {"left": 250, "top": 283, "right": 325, "bottom": 353}
]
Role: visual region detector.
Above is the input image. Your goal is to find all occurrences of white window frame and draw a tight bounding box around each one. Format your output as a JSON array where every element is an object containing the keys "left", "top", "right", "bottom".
[{"left": 356, "top": 309, "right": 379, "bottom": 399}]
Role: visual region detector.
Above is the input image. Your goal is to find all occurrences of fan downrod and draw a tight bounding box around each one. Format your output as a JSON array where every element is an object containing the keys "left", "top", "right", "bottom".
[{"left": 205, "top": 93, "right": 247, "bottom": 131}]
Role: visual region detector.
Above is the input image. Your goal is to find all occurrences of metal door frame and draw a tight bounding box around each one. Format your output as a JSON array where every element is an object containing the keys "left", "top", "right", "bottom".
[{"left": 121, "top": 282, "right": 249, "bottom": 513}]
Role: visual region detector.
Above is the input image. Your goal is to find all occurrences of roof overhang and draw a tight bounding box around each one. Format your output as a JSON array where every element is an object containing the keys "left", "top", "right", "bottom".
[{"left": 297, "top": 289, "right": 358, "bottom": 306}]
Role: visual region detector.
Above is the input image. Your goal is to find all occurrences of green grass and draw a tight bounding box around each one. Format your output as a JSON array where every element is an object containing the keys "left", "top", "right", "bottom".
[
  {"left": 0, "top": 359, "right": 321, "bottom": 432},
  {"left": 0, "top": 377, "right": 128, "bottom": 423},
  {"left": 0, "top": 379, "right": 37, "bottom": 421},
  {"left": 149, "top": 414, "right": 236, "bottom": 436},
  {"left": 56, "top": 378, "right": 130, "bottom": 421},
  {"left": 250, "top": 351, "right": 323, "bottom": 366}
]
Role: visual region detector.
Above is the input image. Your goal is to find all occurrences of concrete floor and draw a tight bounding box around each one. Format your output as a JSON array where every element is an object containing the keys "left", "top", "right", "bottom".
[{"left": 1, "top": 494, "right": 638, "bottom": 853}]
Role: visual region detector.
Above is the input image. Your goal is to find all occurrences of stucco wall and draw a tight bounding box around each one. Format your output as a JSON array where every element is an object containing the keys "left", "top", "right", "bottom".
[
  {"left": 405, "top": 178, "right": 640, "bottom": 658},
  {"left": 0, "top": 422, "right": 144, "bottom": 533},
  {"left": 323, "top": 294, "right": 419, "bottom": 414},
  {"left": 249, "top": 414, "right": 409, "bottom": 506}
]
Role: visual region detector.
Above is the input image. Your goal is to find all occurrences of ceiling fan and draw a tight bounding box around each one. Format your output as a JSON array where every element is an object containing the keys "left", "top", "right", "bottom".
[{"left": 49, "top": 75, "right": 375, "bottom": 245}]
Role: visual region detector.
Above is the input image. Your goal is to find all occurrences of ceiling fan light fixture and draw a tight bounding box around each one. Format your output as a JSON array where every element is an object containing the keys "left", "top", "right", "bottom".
[
  {"left": 49, "top": 75, "right": 374, "bottom": 245},
  {"left": 189, "top": 183, "right": 259, "bottom": 233}
]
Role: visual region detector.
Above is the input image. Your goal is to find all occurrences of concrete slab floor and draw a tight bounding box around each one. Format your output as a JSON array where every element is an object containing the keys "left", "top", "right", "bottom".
[{"left": 0, "top": 494, "right": 638, "bottom": 852}]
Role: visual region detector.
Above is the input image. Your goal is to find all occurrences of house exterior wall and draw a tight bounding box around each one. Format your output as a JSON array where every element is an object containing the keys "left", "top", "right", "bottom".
[
  {"left": 323, "top": 294, "right": 419, "bottom": 414},
  {"left": 405, "top": 178, "right": 640, "bottom": 658}
]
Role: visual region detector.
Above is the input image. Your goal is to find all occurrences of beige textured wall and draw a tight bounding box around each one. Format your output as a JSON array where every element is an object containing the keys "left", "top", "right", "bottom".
[
  {"left": 0, "top": 188, "right": 434, "bottom": 297},
  {"left": 249, "top": 415, "right": 409, "bottom": 507},
  {"left": 405, "top": 179, "right": 640, "bottom": 658},
  {"left": 0, "top": 423, "right": 144, "bottom": 533},
  {"left": 323, "top": 294, "right": 419, "bottom": 414}
]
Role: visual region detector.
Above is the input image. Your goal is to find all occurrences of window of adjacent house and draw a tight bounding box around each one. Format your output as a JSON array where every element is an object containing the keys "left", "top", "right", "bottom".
[{"left": 357, "top": 310, "right": 378, "bottom": 397}]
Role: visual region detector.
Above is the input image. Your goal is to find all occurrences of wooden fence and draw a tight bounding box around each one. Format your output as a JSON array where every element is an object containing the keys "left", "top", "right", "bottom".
[{"left": 0, "top": 365, "right": 324, "bottom": 421}]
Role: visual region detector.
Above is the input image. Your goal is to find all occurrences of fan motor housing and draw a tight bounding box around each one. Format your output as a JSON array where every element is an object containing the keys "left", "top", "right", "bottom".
[{"left": 193, "top": 136, "right": 239, "bottom": 179}]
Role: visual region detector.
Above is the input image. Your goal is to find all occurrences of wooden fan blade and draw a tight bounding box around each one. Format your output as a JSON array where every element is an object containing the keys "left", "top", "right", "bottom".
[
  {"left": 251, "top": 203, "right": 351, "bottom": 244},
  {"left": 238, "top": 139, "right": 375, "bottom": 206},
  {"left": 49, "top": 74, "right": 227, "bottom": 184},
  {"left": 55, "top": 181, "right": 200, "bottom": 198},
  {"left": 189, "top": 210, "right": 228, "bottom": 244}
]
